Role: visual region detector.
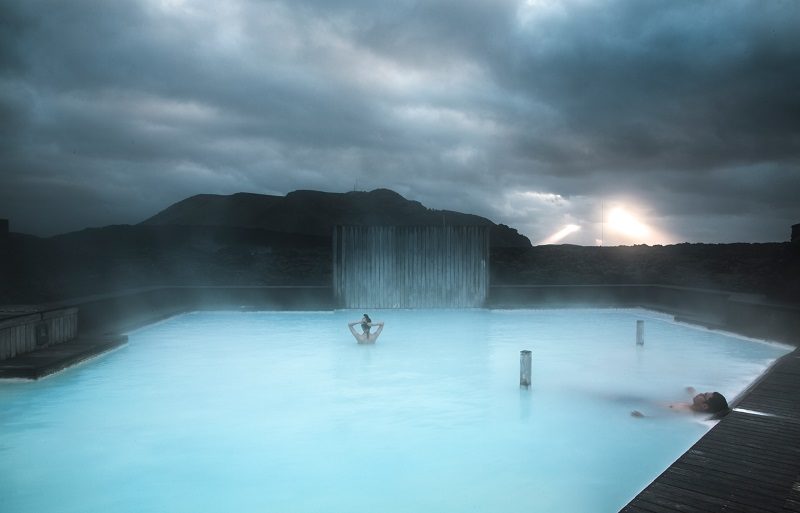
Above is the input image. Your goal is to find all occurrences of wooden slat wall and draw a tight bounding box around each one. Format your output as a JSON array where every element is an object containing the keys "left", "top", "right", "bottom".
[
  {"left": 0, "top": 308, "right": 79, "bottom": 360},
  {"left": 333, "top": 226, "right": 489, "bottom": 308}
]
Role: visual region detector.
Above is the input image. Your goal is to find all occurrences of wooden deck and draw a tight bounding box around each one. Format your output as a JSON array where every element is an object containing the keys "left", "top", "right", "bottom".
[
  {"left": 621, "top": 348, "right": 800, "bottom": 513},
  {"left": 0, "top": 335, "right": 127, "bottom": 379}
]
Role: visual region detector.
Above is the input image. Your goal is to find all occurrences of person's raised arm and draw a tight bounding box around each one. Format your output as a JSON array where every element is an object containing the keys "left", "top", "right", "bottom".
[
  {"left": 348, "top": 322, "right": 360, "bottom": 337},
  {"left": 372, "top": 322, "right": 384, "bottom": 337}
]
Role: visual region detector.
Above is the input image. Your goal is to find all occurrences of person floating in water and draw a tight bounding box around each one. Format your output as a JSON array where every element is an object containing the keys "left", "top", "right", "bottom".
[
  {"left": 631, "top": 387, "right": 729, "bottom": 418},
  {"left": 348, "top": 314, "right": 384, "bottom": 344}
]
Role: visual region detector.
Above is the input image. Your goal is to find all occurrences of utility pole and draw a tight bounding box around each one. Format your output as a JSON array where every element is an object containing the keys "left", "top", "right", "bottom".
[{"left": 601, "top": 201, "right": 604, "bottom": 247}]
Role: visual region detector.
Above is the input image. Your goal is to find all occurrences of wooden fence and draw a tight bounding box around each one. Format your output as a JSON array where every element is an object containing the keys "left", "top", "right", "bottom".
[
  {"left": 333, "top": 226, "right": 489, "bottom": 308},
  {"left": 0, "top": 307, "right": 78, "bottom": 360}
]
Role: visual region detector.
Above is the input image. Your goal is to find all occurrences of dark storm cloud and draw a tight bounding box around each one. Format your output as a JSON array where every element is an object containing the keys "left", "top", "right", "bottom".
[
  {"left": 501, "top": 2, "right": 800, "bottom": 167},
  {"left": 0, "top": 0, "right": 797, "bottom": 242}
]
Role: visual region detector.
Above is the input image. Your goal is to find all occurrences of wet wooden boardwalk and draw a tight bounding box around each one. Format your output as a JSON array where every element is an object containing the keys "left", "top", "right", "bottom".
[{"left": 621, "top": 348, "right": 800, "bottom": 513}]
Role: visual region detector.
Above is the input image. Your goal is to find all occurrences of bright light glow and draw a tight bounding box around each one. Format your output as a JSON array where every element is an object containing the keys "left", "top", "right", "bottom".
[
  {"left": 517, "top": 191, "right": 567, "bottom": 205},
  {"left": 598, "top": 202, "right": 675, "bottom": 245},
  {"left": 540, "top": 224, "right": 580, "bottom": 244},
  {"left": 607, "top": 207, "right": 649, "bottom": 238}
]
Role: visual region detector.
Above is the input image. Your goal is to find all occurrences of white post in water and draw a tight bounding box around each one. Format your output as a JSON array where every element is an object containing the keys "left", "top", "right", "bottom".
[
  {"left": 636, "top": 320, "right": 644, "bottom": 346},
  {"left": 520, "top": 350, "right": 532, "bottom": 388}
]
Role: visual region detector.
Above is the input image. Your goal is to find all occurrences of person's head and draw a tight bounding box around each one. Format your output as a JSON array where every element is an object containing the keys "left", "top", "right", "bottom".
[
  {"left": 691, "top": 392, "right": 729, "bottom": 413},
  {"left": 361, "top": 314, "right": 371, "bottom": 333}
]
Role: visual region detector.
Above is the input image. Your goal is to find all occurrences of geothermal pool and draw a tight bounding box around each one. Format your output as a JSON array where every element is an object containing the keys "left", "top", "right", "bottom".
[{"left": 0, "top": 309, "right": 791, "bottom": 513}]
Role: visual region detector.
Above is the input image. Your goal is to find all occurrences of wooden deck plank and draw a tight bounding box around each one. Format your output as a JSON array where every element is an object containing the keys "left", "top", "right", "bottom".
[
  {"left": 654, "top": 472, "right": 786, "bottom": 512},
  {"left": 655, "top": 484, "right": 785, "bottom": 513},
  {"left": 644, "top": 482, "right": 759, "bottom": 513},
  {"left": 682, "top": 450, "right": 798, "bottom": 480},
  {"left": 675, "top": 459, "right": 793, "bottom": 493},
  {"left": 661, "top": 466, "right": 789, "bottom": 505},
  {"left": 632, "top": 492, "right": 711, "bottom": 513},
  {"left": 627, "top": 492, "right": 710, "bottom": 513}
]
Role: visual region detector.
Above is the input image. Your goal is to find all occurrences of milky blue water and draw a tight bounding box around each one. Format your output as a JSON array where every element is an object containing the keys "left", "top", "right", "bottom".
[{"left": 0, "top": 309, "right": 791, "bottom": 513}]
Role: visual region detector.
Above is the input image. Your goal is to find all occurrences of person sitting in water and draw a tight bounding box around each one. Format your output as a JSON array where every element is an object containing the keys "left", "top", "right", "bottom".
[
  {"left": 631, "top": 387, "right": 729, "bottom": 418},
  {"left": 348, "top": 315, "right": 384, "bottom": 344}
]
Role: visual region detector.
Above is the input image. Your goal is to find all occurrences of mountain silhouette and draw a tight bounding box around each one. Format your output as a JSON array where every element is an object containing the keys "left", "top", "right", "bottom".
[{"left": 141, "top": 188, "right": 531, "bottom": 247}]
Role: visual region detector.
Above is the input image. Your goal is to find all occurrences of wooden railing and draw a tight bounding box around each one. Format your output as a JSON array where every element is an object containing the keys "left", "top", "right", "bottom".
[{"left": 0, "top": 307, "right": 78, "bottom": 360}]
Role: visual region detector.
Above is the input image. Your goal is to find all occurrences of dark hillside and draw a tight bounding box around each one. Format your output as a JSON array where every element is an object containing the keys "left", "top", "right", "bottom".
[
  {"left": 5, "top": 225, "right": 330, "bottom": 303},
  {"left": 142, "top": 189, "right": 531, "bottom": 248},
  {"left": 491, "top": 243, "right": 800, "bottom": 302}
]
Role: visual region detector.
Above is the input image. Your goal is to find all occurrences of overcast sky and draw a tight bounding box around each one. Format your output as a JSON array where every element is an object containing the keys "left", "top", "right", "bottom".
[{"left": 1, "top": 0, "right": 798, "bottom": 244}]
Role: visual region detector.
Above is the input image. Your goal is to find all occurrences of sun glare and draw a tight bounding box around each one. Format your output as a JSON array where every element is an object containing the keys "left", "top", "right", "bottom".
[
  {"left": 540, "top": 224, "right": 581, "bottom": 245},
  {"left": 606, "top": 207, "right": 658, "bottom": 242},
  {"left": 607, "top": 207, "right": 649, "bottom": 238}
]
